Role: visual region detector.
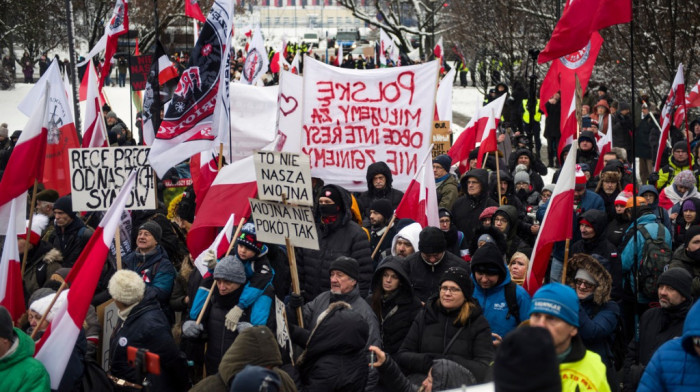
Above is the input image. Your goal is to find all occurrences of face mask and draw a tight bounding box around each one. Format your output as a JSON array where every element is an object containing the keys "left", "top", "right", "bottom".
[
  {"left": 319, "top": 203, "right": 339, "bottom": 216},
  {"left": 686, "top": 247, "right": 700, "bottom": 261}
]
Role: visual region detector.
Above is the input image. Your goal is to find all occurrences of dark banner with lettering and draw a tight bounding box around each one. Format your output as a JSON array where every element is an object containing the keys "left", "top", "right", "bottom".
[{"left": 129, "top": 54, "right": 153, "bottom": 91}]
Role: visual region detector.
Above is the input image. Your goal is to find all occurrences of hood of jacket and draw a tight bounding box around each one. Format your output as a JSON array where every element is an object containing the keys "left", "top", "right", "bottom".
[
  {"left": 490, "top": 170, "right": 514, "bottom": 199},
  {"left": 468, "top": 225, "right": 507, "bottom": 257},
  {"left": 372, "top": 256, "right": 414, "bottom": 297},
  {"left": 639, "top": 184, "right": 659, "bottom": 207},
  {"left": 509, "top": 148, "right": 535, "bottom": 172},
  {"left": 565, "top": 254, "right": 612, "bottom": 305},
  {"left": 390, "top": 222, "right": 422, "bottom": 256},
  {"left": 430, "top": 358, "right": 478, "bottom": 389},
  {"left": 494, "top": 205, "right": 519, "bottom": 239},
  {"left": 682, "top": 301, "right": 700, "bottom": 354},
  {"left": 316, "top": 184, "right": 354, "bottom": 228},
  {"left": 470, "top": 242, "right": 508, "bottom": 286},
  {"left": 0, "top": 328, "right": 35, "bottom": 371},
  {"left": 216, "top": 325, "right": 283, "bottom": 381},
  {"left": 578, "top": 209, "right": 609, "bottom": 244},
  {"left": 460, "top": 169, "right": 490, "bottom": 197},
  {"left": 365, "top": 161, "right": 394, "bottom": 195}
]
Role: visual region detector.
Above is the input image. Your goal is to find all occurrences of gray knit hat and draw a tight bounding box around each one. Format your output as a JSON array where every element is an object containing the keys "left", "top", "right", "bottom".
[
  {"left": 214, "top": 256, "right": 247, "bottom": 284},
  {"left": 138, "top": 221, "right": 162, "bottom": 243},
  {"left": 514, "top": 171, "right": 530, "bottom": 185}
]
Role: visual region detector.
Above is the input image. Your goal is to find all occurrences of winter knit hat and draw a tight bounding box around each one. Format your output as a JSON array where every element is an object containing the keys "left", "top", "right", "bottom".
[
  {"left": 479, "top": 206, "right": 499, "bottom": 221},
  {"left": 471, "top": 242, "right": 507, "bottom": 283},
  {"left": 419, "top": 226, "right": 447, "bottom": 254},
  {"left": 674, "top": 170, "right": 696, "bottom": 189},
  {"left": 214, "top": 255, "right": 247, "bottom": 284},
  {"left": 440, "top": 267, "right": 474, "bottom": 298},
  {"left": 673, "top": 140, "right": 688, "bottom": 152},
  {"left": 0, "top": 124, "right": 8, "bottom": 138},
  {"left": 138, "top": 221, "right": 162, "bottom": 243},
  {"left": 530, "top": 283, "right": 580, "bottom": 327},
  {"left": 230, "top": 365, "right": 281, "bottom": 392},
  {"left": 30, "top": 290, "right": 68, "bottom": 323},
  {"left": 320, "top": 185, "right": 343, "bottom": 206},
  {"left": 683, "top": 199, "right": 697, "bottom": 212},
  {"left": 329, "top": 256, "right": 359, "bottom": 281},
  {"left": 35, "top": 189, "right": 59, "bottom": 203},
  {"left": 237, "top": 222, "right": 265, "bottom": 255},
  {"left": 468, "top": 147, "right": 480, "bottom": 160},
  {"left": 433, "top": 154, "right": 452, "bottom": 173},
  {"left": 494, "top": 326, "right": 561, "bottom": 392},
  {"left": 578, "top": 131, "right": 596, "bottom": 145},
  {"left": 0, "top": 306, "right": 12, "bottom": 341},
  {"left": 438, "top": 208, "right": 452, "bottom": 219},
  {"left": 542, "top": 184, "right": 555, "bottom": 194},
  {"left": 477, "top": 234, "right": 495, "bottom": 245},
  {"left": 107, "top": 111, "right": 118, "bottom": 119},
  {"left": 658, "top": 268, "right": 693, "bottom": 300},
  {"left": 614, "top": 193, "right": 629, "bottom": 206},
  {"left": 53, "top": 195, "right": 76, "bottom": 220},
  {"left": 369, "top": 199, "right": 393, "bottom": 221},
  {"left": 575, "top": 269, "right": 598, "bottom": 286},
  {"left": 514, "top": 164, "right": 529, "bottom": 174},
  {"left": 108, "top": 270, "right": 146, "bottom": 306},
  {"left": 514, "top": 171, "right": 530, "bottom": 185},
  {"left": 685, "top": 225, "right": 700, "bottom": 249},
  {"left": 575, "top": 164, "right": 587, "bottom": 190}
]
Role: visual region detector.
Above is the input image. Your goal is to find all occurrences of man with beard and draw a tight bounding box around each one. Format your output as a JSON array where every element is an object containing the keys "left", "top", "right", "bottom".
[
  {"left": 623, "top": 268, "right": 693, "bottom": 392},
  {"left": 439, "top": 208, "right": 469, "bottom": 260}
]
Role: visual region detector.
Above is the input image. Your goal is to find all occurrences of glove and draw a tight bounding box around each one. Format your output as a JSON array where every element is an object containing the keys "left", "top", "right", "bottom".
[
  {"left": 182, "top": 320, "right": 204, "bottom": 338},
  {"left": 288, "top": 293, "right": 304, "bottom": 309},
  {"left": 204, "top": 249, "right": 217, "bottom": 270},
  {"left": 224, "top": 306, "right": 244, "bottom": 332},
  {"left": 647, "top": 172, "right": 659, "bottom": 186}
]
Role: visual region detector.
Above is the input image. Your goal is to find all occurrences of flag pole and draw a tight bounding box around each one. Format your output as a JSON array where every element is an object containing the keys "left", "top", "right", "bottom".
[
  {"left": 196, "top": 217, "right": 246, "bottom": 325},
  {"left": 21, "top": 180, "right": 39, "bottom": 277},
  {"left": 561, "top": 238, "right": 571, "bottom": 283},
  {"left": 115, "top": 229, "right": 122, "bottom": 270},
  {"left": 481, "top": 152, "right": 488, "bottom": 169},
  {"left": 370, "top": 214, "right": 397, "bottom": 261},
  {"left": 31, "top": 281, "right": 68, "bottom": 340},
  {"left": 218, "top": 142, "right": 224, "bottom": 170},
  {"left": 495, "top": 150, "right": 502, "bottom": 206}
]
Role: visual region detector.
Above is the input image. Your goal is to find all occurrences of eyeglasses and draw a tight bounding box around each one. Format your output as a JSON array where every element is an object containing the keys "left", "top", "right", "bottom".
[
  {"left": 466, "top": 180, "right": 480, "bottom": 185},
  {"left": 440, "top": 286, "right": 461, "bottom": 294},
  {"left": 575, "top": 279, "right": 597, "bottom": 290},
  {"left": 493, "top": 217, "right": 508, "bottom": 224}
]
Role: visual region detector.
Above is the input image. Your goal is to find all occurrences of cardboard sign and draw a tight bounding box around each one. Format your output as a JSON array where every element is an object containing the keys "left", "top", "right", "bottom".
[
  {"left": 431, "top": 121, "right": 452, "bottom": 158},
  {"left": 249, "top": 198, "right": 319, "bottom": 250},
  {"left": 301, "top": 57, "right": 439, "bottom": 192},
  {"left": 97, "top": 300, "right": 119, "bottom": 371},
  {"left": 69, "top": 147, "right": 156, "bottom": 211},
  {"left": 254, "top": 151, "right": 313, "bottom": 207},
  {"left": 129, "top": 54, "right": 153, "bottom": 91}
]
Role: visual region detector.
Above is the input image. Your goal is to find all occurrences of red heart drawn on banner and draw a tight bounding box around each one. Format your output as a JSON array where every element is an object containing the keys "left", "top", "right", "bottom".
[{"left": 279, "top": 94, "right": 299, "bottom": 116}]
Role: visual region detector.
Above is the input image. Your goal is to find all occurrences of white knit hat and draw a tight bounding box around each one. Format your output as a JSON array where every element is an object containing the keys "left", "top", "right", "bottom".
[
  {"left": 30, "top": 290, "right": 68, "bottom": 323},
  {"left": 108, "top": 270, "right": 146, "bottom": 306}
]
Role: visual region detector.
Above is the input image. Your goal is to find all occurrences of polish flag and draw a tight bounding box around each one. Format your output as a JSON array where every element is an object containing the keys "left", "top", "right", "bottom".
[
  {"left": 185, "top": 0, "right": 207, "bottom": 22},
  {"left": 686, "top": 78, "right": 700, "bottom": 108},
  {"left": 476, "top": 109, "right": 499, "bottom": 168},
  {"left": 35, "top": 171, "right": 137, "bottom": 389},
  {"left": 187, "top": 156, "right": 258, "bottom": 260},
  {"left": 190, "top": 149, "right": 219, "bottom": 212},
  {"left": 655, "top": 64, "right": 685, "bottom": 171},
  {"left": 448, "top": 94, "right": 506, "bottom": 174},
  {"left": 524, "top": 141, "right": 578, "bottom": 295},
  {"left": 0, "top": 197, "right": 24, "bottom": 322},
  {"left": 435, "top": 67, "right": 456, "bottom": 122},
  {"left": 270, "top": 52, "right": 281, "bottom": 73},
  {"left": 394, "top": 149, "right": 440, "bottom": 228},
  {"left": 79, "top": 0, "right": 128, "bottom": 89},
  {"left": 594, "top": 114, "right": 612, "bottom": 175},
  {"left": 290, "top": 54, "right": 300, "bottom": 75},
  {"left": 82, "top": 60, "right": 109, "bottom": 148},
  {"left": 241, "top": 25, "right": 269, "bottom": 85},
  {"left": 156, "top": 49, "right": 179, "bottom": 86},
  {"left": 538, "top": 0, "right": 631, "bottom": 64},
  {"left": 433, "top": 37, "right": 443, "bottom": 59},
  {"left": 192, "top": 214, "right": 236, "bottom": 278}
]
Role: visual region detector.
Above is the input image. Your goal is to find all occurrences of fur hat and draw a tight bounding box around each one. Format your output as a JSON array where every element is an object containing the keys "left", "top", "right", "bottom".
[
  {"left": 214, "top": 255, "right": 247, "bottom": 284},
  {"left": 530, "top": 283, "right": 580, "bottom": 327},
  {"left": 674, "top": 170, "right": 696, "bottom": 189},
  {"left": 565, "top": 254, "right": 612, "bottom": 305},
  {"left": 108, "top": 270, "right": 146, "bottom": 306},
  {"left": 35, "top": 189, "right": 59, "bottom": 203},
  {"left": 433, "top": 154, "right": 452, "bottom": 173},
  {"left": 138, "top": 221, "right": 162, "bottom": 243},
  {"left": 440, "top": 267, "right": 474, "bottom": 298},
  {"left": 30, "top": 290, "right": 68, "bottom": 323},
  {"left": 599, "top": 170, "right": 621, "bottom": 184},
  {"left": 329, "top": 256, "right": 359, "bottom": 281}
]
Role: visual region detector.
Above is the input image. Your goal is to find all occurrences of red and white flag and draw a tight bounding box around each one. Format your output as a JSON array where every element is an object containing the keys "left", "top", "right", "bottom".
[
  {"left": 655, "top": 64, "right": 686, "bottom": 171},
  {"left": 538, "top": 0, "right": 631, "bottom": 64},
  {"left": 433, "top": 37, "right": 443, "bottom": 59},
  {"left": 524, "top": 141, "right": 578, "bottom": 295},
  {"left": 185, "top": 0, "right": 207, "bottom": 22},
  {"left": 35, "top": 171, "right": 137, "bottom": 389},
  {"left": 0, "top": 198, "right": 24, "bottom": 322},
  {"left": 686, "top": 78, "right": 700, "bottom": 108},
  {"left": 190, "top": 149, "right": 219, "bottom": 212},
  {"left": 594, "top": 114, "right": 613, "bottom": 175},
  {"left": 187, "top": 155, "right": 258, "bottom": 260},
  {"left": 476, "top": 109, "right": 499, "bottom": 168},
  {"left": 18, "top": 59, "right": 80, "bottom": 196},
  {"left": 156, "top": 49, "right": 179, "bottom": 86},
  {"left": 148, "top": 0, "right": 234, "bottom": 177},
  {"left": 192, "top": 213, "right": 236, "bottom": 278},
  {"left": 448, "top": 94, "right": 506, "bottom": 174},
  {"left": 394, "top": 149, "right": 440, "bottom": 228},
  {"left": 241, "top": 25, "right": 269, "bottom": 85},
  {"left": 79, "top": 0, "right": 128, "bottom": 89},
  {"left": 289, "top": 53, "right": 300, "bottom": 75},
  {"left": 82, "top": 60, "right": 109, "bottom": 148}
]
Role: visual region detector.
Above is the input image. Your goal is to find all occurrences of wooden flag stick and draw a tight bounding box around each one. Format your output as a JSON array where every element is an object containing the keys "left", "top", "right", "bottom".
[
  {"left": 217, "top": 142, "right": 224, "bottom": 171},
  {"left": 115, "top": 228, "right": 122, "bottom": 270},
  {"left": 30, "top": 280, "right": 68, "bottom": 340},
  {"left": 21, "top": 180, "right": 39, "bottom": 277},
  {"left": 196, "top": 217, "right": 246, "bottom": 325},
  {"left": 481, "top": 152, "right": 489, "bottom": 169},
  {"left": 370, "top": 214, "right": 397, "bottom": 261},
  {"left": 285, "top": 238, "right": 304, "bottom": 328},
  {"left": 561, "top": 238, "right": 571, "bottom": 283}
]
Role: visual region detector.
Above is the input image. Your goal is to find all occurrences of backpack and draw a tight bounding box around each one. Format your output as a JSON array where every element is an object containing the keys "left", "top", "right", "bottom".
[
  {"left": 637, "top": 225, "right": 672, "bottom": 301},
  {"left": 503, "top": 281, "right": 520, "bottom": 324}
]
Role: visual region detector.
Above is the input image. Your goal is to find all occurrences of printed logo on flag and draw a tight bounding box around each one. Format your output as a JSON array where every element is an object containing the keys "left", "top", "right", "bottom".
[
  {"left": 244, "top": 49, "right": 265, "bottom": 84},
  {"left": 110, "top": 5, "right": 125, "bottom": 31},
  {"left": 559, "top": 41, "right": 591, "bottom": 70}
]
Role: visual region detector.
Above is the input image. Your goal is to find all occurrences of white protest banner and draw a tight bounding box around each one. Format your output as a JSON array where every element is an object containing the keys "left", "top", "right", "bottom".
[
  {"left": 69, "top": 146, "right": 155, "bottom": 211},
  {"left": 228, "top": 82, "right": 279, "bottom": 162},
  {"left": 301, "top": 56, "right": 439, "bottom": 192},
  {"left": 254, "top": 151, "right": 313, "bottom": 206},
  {"left": 275, "top": 70, "right": 303, "bottom": 153},
  {"left": 249, "top": 198, "right": 319, "bottom": 250}
]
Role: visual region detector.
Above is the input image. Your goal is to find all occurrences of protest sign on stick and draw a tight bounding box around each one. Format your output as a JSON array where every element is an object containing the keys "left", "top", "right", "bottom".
[
  {"left": 254, "top": 151, "right": 313, "bottom": 207},
  {"left": 431, "top": 120, "right": 451, "bottom": 158}
]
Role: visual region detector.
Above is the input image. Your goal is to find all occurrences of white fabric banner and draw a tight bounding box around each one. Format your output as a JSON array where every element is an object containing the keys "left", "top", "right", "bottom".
[
  {"left": 301, "top": 57, "right": 439, "bottom": 192},
  {"left": 227, "top": 82, "right": 279, "bottom": 162},
  {"left": 274, "top": 71, "right": 303, "bottom": 153}
]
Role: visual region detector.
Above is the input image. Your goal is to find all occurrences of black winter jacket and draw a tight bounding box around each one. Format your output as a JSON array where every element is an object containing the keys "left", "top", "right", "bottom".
[
  {"left": 452, "top": 169, "right": 499, "bottom": 241},
  {"left": 395, "top": 297, "right": 494, "bottom": 383},
  {"left": 403, "top": 251, "right": 467, "bottom": 303},
  {"left": 357, "top": 161, "right": 404, "bottom": 227},
  {"left": 297, "top": 185, "right": 373, "bottom": 302},
  {"left": 49, "top": 218, "right": 93, "bottom": 268}
]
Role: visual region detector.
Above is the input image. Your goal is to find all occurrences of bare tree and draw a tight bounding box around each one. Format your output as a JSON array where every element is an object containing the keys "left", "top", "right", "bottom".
[{"left": 0, "top": 0, "right": 66, "bottom": 60}]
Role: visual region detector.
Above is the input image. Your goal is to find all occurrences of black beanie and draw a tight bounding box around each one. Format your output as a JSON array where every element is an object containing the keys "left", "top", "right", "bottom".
[
  {"left": 0, "top": 306, "right": 13, "bottom": 341},
  {"left": 330, "top": 256, "right": 359, "bottom": 281},
  {"left": 433, "top": 154, "right": 452, "bottom": 173},
  {"left": 369, "top": 199, "right": 393, "bottom": 221},
  {"left": 673, "top": 140, "right": 688, "bottom": 152},
  {"left": 320, "top": 185, "right": 343, "bottom": 207},
  {"left": 684, "top": 225, "right": 700, "bottom": 249},
  {"left": 440, "top": 267, "right": 474, "bottom": 298},
  {"left": 469, "top": 147, "right": 480, "bottom": 160},
  {"left": 419, "top": 226, "right": 447, "bottom": 254},
  {"left": 177, "top": 187, "right": 196, "bottom": 223},
  {"left": 53, "top": 195, "right": 76, "bottom": 219},
  {"left": 658, "top": 268, "right": 693, "bottom": 300},
  {"left": 139, "top": 221, "right": 162, "bottom": 243},
  {"left": 494, "top": 326, "right": 561, "bottom": 392},
  {"left": 471, "top": 242, "right": 507, "bottom": 283}
]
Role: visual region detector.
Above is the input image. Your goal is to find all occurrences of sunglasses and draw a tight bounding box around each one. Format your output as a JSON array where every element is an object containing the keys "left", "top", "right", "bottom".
[{"left": 574, "top": 279, "right": 597, "bottom": 290}]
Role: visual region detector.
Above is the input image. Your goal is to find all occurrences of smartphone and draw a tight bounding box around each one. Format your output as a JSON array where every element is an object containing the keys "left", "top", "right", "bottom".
[{"left": 127, "top": 346, "right": 161, "bottom": 375}]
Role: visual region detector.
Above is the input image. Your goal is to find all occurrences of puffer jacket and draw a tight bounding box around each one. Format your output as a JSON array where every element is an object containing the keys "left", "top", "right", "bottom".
[
  {"left": 297, "top": 184, "right": 373, "bottom": 301},
  {"left": 357, "top": 161, "right": 405, "bottom": 225},
  {"left": 22, "top": 242, "right": 62, "bottom": 297},
  {"left": 656, "top": 153, "right": 699, "bottom": 190},
  {"left": 564, "top": 254, "right": 620, "bottom": 388},
  {"left": 638, "top": 301, "right": 700, "bottom": 392},
  {"left": 403, "top": 250, "right": 467, "bottom": 303},
  {"left": 0, "top": 328, "right": 50, "bottom": 392},
  {"left": 297, "top": 301, "right": 370, "bottom": 392},
  {"left": 48, "top": 218, "right": 93, "bottom": 268},
  {"left": 122, "top": 246, "right": 176, "bottom": 321},
  {"left": 622, "top": 299, "right": 692, "bottom": 392},
  {"left": 367, "top": 258, "right": 422, "bottom": 354},
  {"left": 190, "top": 326, "right": 297, "bottom": 392},
  {"left": 109, "top": 292, "right": 190, "bottom": 392},
  {"left": 452, "top": 169, "right": 499, "bottom": 242},
  {"left": 669, "top": 247, "right": 700, "bottom": 301},
  {"left": 395, "top": 296, "right": 495, "bottom": 383}
]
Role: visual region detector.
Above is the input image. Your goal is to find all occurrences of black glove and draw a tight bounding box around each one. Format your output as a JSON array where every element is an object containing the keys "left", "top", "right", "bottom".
[
  {"left": 288, "top": 293, "right": 304, "bottom": 309},
  {"left": 647, "top": 172, "right": 659, "bottom": 186}
]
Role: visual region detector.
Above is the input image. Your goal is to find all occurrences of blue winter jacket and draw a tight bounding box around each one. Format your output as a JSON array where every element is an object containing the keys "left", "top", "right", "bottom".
[
  {"left": 638, "top": 300, "right": 700, "bottom": 391},
  {"left": 471, "top": 269, "right": 531, "bottom": 339}
]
